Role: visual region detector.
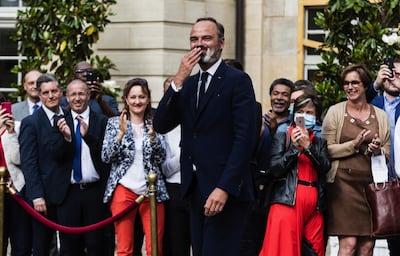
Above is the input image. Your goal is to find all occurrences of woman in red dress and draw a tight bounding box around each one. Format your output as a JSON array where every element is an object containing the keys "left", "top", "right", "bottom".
[{"left": 259, "top": 93, "right": 331, "bottom": 256}]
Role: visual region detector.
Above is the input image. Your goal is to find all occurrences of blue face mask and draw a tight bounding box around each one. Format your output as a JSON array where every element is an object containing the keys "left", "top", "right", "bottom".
[
  {"left": 288, "top": 103, "right": 294, "bottom": 115},
  {"left": 294, "top": 113, "right": 316, "bottom": 129}
]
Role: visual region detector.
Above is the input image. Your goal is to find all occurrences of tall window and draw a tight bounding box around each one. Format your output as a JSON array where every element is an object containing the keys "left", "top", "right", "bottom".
[
  {"left": 0, "top": 0, "right": 25, "bottom": 98},
  {"left": 297, "top": 0, "right": 328, "bottom": 81}
]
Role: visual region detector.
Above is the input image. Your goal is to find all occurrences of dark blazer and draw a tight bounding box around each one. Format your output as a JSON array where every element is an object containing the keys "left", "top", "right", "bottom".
[
  {"left": 370, "top": 95, "right": 400, "bottom": 124},
  {"left": 64, "top": 110, "right": 111, "bottom": 188},
  {"left": 19, "top": 107, "right": 74, "bottom": 205},
  {"left": 153, "top": 61, "right": 257, "bottom": 202}
]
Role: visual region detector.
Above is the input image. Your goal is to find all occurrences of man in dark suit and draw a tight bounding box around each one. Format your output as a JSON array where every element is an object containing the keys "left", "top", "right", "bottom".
[
  {"left": 56, "top": 79, "right": 110, "bottom": 255},
  {"left": 19, "top": 73, "right": 74, "bottom": 256},
  {"left": 153, "top": 17, "right": 256, "bottom": 256},
  {"left": 12, "top": 69, "right": 42, "bottom": 121}
]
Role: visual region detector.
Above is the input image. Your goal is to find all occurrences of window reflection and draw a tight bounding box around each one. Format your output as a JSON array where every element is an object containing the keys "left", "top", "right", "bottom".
[
  {"left": 0, "top": 28, "right": 17, "bottom": 56},
  {"left": 0, "top": 59, "right": 17, "bottom": 89},
  {"left": 0, "top": 0, "right": 18, "bottom": 7}
]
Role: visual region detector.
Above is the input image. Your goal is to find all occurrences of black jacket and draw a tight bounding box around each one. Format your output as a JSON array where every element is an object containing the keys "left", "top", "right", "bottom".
[{"left": 269, "top": 131, "right": 331, "bottom": 211}]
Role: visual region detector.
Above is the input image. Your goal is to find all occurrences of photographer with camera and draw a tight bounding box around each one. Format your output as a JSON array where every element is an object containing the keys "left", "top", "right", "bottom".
[{"left": 61, "top": 61, "right": 119, "bottom": 117}]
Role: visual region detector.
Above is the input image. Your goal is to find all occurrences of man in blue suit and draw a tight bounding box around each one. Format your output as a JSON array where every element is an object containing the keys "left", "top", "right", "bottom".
[
  {"left": 57, "top": 79, "right": 110, "bottom": 255},
  {"left": 19, "top": 73, "right": 74, "bottom": 256},
  {"left": 153, "top": 17, "right": 256, "bottom": 256}
]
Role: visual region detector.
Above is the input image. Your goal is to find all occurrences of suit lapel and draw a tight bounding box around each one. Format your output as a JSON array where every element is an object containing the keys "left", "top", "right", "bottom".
[
  {"left": 189, "top": 75, "right": 199, "bottom": 119},
  {"left": 195, "top": 63, "right": 226, "bottom": 118}
]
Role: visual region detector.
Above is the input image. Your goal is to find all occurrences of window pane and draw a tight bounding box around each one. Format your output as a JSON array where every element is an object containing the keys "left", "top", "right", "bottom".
[
  {"left": 0, "top": 59, "right": 17, "bottom": 88},
  {"left": 0, "top": 28, "right": 17, "bottom": 56},
  {"left": 0, "top": 0, "right": 18, "bottom": 7},
  {"left": 306, "top": 46, "right": 319, "bottom": 56},
  {"left": 307, "top": 8, "right": 324, "bottom": 30}
]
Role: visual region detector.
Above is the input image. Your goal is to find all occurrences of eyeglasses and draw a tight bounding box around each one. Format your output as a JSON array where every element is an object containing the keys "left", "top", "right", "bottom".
[
  {"left": 343, "top": 80, "right": 362, "bottom": 87},
  {"left": 74, "top": 69, "right": 90, "bottom": 74}
]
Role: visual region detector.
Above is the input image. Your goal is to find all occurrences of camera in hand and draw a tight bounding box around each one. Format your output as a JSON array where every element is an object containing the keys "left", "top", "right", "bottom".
[
  {"left": 384, "top": 57, "right": 394, "bottom": 78},
  {"left": 86, "top": 69, "right": 98, "bottom": 83}
]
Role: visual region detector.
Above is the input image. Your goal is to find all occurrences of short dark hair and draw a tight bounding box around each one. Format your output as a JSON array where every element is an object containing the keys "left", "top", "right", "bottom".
[
  {"left": 294, "top": 79, "right": 314, "bottom": 91},
  {"left": 36, "top": 73, "right": 60, "bottom": 91},
  {"left": 196, "top": 17, "right": 224, "bottom": 41},
  {"left": 269, "top": 78, "right": 294, "bottom": 95},
  {"left": 340, "top": 64, "right": 372, "bottom": 90},
  {"left": 293, "top": 92, "right": 322, "bottom": 121}
]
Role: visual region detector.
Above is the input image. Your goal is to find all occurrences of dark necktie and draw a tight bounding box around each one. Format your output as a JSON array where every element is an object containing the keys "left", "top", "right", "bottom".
[
  {"left": 72, "top": 117, "right": 82, "bottom": 182},
  {"left": 32, "top": 104, "right": 39, "bottom": 113},
  {"left": 53, "top": 114, "right": 64, "bottom": 127},
  {"left": 198, "top": 72, "right": 209, "bottom": 108}
]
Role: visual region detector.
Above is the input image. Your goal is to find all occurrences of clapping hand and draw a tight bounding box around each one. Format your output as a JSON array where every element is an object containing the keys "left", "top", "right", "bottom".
[
  {"left": 56, "top": 117, "right": 72, "bottom": 141},
  {"left": 263, "top": 110, "right": 278, "bottom": 134},
  {"left": 353, "top": 129, "right": 370, "bottom": 151},
  {"left": 367, "top": 133, "right": 381, "bottom": 155}
]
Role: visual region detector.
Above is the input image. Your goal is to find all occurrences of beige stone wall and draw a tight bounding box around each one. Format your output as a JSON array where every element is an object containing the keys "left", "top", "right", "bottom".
[
  {"left": 94, "top": 0, "right": 299, "bottom": 111},
  {"left": 245, "top": 0, "right": 298, "bottom": 111}
]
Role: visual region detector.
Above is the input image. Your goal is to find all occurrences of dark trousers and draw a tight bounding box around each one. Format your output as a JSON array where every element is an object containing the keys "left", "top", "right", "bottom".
[
  {"left": 388, "top": 238, "right": 400, "bottom": 256},
  {"left": 104, "top": 207, "right": 116, "bottom": 256},
  {"left": 163, "top": 182, "right": 191, "bottom": 256},
  {"left": 3, "top": 192, "right": 33, "bottom": 256},
  {"left": 32, "top": 203, "right": 57, "bottom": 256},
  {"left": 133, "top": 214, "right": 144, "bottom": 256},
  {"left": 240, "top": 201, "right": 268, "bottom": 256},
  {"left": 190, "top": 177, "right": 250, "bottom": 256},
  {"left": 57, "top": 184, "right": 107, "bottom": 256}
]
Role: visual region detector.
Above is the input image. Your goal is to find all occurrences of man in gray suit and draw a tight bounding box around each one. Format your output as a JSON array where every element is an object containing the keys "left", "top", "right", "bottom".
[{"left": 12, "top": 69, "right": 42, "bottom": 121}]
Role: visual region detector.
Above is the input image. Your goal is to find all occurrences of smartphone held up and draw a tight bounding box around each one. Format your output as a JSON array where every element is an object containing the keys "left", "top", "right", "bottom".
[
  {"left": 1, "top": 101, "right": 12, "bottom": 115},
  {"left": 296, "top": 115, "right": 305, "bottom": 129},
  {"left": 384, "top": 57, "right": 394, "bottom": 78}
]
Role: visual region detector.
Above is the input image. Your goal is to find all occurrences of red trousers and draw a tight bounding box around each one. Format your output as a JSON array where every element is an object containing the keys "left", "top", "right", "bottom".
[
  {"left": 110, "top": 185, "right": 165, "bottom": 256},
  {"left": 259, "top": 185, "right": 324, "bottom": 256}
]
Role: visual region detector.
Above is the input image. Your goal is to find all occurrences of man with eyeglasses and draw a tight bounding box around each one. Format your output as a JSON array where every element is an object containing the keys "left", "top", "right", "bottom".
[
  {"left": 60, "top": 61, "right": 119, "bottom": 117},
  {"left": 373, "top": 56, "right": 400, "bottom": 256}
]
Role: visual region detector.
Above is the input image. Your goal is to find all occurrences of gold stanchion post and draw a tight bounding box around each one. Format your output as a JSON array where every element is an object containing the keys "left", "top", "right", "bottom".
[
  {"left": 0, "top": 167, "right": 7, "bottom": 256},
  {"left": 148, "top": 171, "right": 158, "bottom": 256}
]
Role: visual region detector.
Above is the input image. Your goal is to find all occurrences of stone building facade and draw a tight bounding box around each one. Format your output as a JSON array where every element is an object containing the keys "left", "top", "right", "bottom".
[
  {"left": 0, "top": 0, "right": 323, "bottom": 110},
  {"left": 93, "top": 0, "right": 301, "bottom": 110}
]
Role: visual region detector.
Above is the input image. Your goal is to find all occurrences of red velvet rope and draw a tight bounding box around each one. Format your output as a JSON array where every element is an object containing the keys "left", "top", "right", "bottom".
[{"left": 11, "top": 191, "right": 141, "bottom": 234}]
